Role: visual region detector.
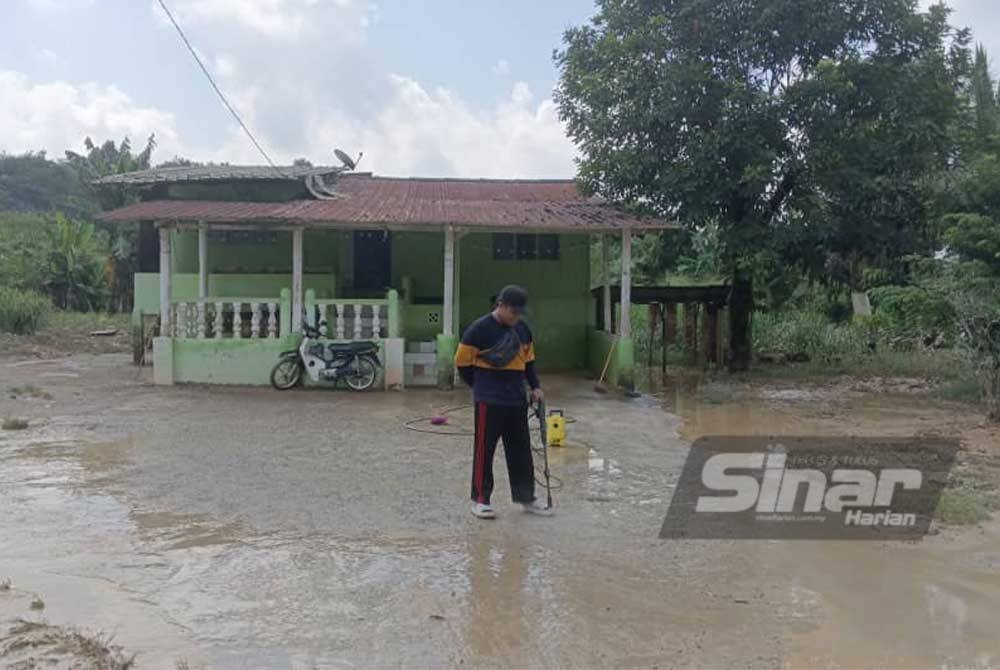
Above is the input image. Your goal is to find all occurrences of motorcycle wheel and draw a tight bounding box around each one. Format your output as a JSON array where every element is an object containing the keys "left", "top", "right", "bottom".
[
  {"left": 344, "top": 356, "right": 377, "bottom": 391},
  {"left": 270, "top": 359, "right": 302, "bottom": 390}
]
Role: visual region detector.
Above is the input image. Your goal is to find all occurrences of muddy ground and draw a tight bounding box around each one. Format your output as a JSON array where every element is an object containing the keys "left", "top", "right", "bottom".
[{"left": 1, "top": 352, "right": 999, "bottom": 669}]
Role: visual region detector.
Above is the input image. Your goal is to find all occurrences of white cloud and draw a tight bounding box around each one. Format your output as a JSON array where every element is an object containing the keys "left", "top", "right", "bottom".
[
  {"left": 34, "top": 48, "right": 64, "bottom": 68},
  {"left": 146, "top": 0, "right": 576, "bottom": 176},
  {"left": 23, "top": 0, "right": 93, "bottom": 12},
  {"left": 1, "top": 0, "right": 577, "bottom": 178},
  {"left": 0, "top": 70, "right": 183, "bottom": 158},
  {"left": 158, "top": 0, "right": 372, "bottom": 42}
]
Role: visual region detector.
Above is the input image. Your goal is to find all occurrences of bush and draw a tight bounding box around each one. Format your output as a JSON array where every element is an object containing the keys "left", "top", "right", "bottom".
[
  {"left": 868, "top": 285, "right": 955, "bottom": 343},
  {"left": 752, "top": 309, "right": 868, "bottom": 357},
  {"left": 0, "top": 287, "right": 51, "bottom": 334}
]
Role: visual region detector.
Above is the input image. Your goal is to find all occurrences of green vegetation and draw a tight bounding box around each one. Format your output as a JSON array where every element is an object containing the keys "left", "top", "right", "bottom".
[
  {"left": 0, "top": 135, "right": 161, "bottom": 317},
  {"left": 936, "top": 488, "right": 994, "bottom": 525},
  {"left": 1, "top": 417, "right": 29, "bottom": 431},
  {"left": 8, "top": 384, "right": 52, "bottom": 400},
  {"left": 0, "top": 287, "right": 50, "bottom": 334},
  {"left": 558, "top": 1, "right": 1000, "bottom": 419}
]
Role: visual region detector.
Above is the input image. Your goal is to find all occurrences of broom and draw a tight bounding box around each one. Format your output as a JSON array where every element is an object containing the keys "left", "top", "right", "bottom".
[{"left": 594, "top": 335, "right": 619, "bottom": 394}]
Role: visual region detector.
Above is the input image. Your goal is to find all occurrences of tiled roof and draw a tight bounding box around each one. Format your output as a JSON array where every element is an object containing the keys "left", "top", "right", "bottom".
[
  {"left": 96, "top": 174, "right": 675, "bottom": 231},
  {"left": 94, "top": 164, "right": 343, "bottom": 184}
]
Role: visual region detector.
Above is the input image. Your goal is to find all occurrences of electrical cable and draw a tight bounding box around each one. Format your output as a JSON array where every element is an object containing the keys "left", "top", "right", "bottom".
[
  {"left": 403, "top": 404, "right": 565, "bottom": 490},
  {"left": 155, "top": 0, "right": 284, "bottom": 177}
]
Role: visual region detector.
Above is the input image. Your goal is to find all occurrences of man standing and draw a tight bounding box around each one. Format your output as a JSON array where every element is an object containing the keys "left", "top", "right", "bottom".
[{"left": 454, "top": 285, "right": 553, "bottom": 519}]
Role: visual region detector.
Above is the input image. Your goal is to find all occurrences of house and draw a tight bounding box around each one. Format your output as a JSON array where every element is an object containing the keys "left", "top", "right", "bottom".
[{"left": 96, "top": 165, "right": 674, "bottom": 389}]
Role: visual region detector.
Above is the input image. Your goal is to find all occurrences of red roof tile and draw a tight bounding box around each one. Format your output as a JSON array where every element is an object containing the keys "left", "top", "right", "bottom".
[{"left": 97, "top": 175, "right": 674, "bottom": 231}]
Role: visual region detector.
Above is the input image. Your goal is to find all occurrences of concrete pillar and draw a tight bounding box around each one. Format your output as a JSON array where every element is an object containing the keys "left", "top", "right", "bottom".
[
  {"left": 159, "top": 226, "right": 171, "bottom": 336},
  {"left": 443, "top": 226, "right": 455, "bottom": 337},
  {"left": 620, "top": 228, "right": 632, "bottom": 337},
  {"left": 198, "top": 223, "right": 208, "bottom": 298},
  {"left": 292, "top": 228, "right": 303, "bottom": 333},
  {"left": 602, "top": 233, "right": 613, "bottom": 333},
  {"left": 438, "top": 225, "right": 458, "bottom": 389}
]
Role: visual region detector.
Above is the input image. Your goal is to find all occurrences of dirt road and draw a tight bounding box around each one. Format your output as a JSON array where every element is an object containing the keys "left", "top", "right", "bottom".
[{"left": 1, "top": 353, "right": 998, "bottom": 668}]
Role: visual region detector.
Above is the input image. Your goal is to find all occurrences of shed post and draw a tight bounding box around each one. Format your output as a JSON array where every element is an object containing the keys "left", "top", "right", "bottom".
[
  {"left": 292, "top": 228, "right": 304, "bottom": 333},
  {"left": 159, "top": 225, "right": 172, "bottom": 336},
  {"left": 706, "top": 304, "right": 720, "bottom": 364}
]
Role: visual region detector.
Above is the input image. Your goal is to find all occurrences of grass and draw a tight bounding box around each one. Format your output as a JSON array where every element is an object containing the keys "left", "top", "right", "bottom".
[
  {"left": 0, "top": 309, "right": 130, "bottom": 356},
  {"left": 8, "top": 383, "right": 52, "bottom": 400},
  {"left": 2, "top": 619, "right": 135, "bottom": 669},
  {"left": 2, "top": 417, "right": 29, "bottom": 430},
  {"left": 935, "top": 488, "right": 996, "bottom": 525},
  {"left": 747, "top": 349, "right": 965, "bottom": 383}
]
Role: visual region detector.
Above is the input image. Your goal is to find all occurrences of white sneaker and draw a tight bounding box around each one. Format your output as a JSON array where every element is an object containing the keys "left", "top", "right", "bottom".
[
  {"left": 471, "top": 503, "right": 497, "bottom": 519},
  {"left": 519, "top": 500, "right": 554, "bottom": 516}
]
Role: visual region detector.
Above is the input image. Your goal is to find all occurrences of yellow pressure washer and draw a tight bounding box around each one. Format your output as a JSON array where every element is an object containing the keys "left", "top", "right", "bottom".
[{"left": 545, "top": 409, "right": 567, "bottom": 447}]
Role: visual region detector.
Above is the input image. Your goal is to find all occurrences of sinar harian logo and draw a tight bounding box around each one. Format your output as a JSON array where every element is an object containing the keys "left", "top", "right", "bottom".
[
  {"left": 696, "top": 452, "right": 921, "bottom": 526},
  {"left": 660, "top": 437, "right": 956, "bottom": 540}
]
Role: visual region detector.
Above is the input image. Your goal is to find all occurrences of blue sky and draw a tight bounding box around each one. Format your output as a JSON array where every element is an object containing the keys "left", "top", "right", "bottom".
[
  {"left": 0, "top": 0, "right": 594, "bottom": 177},
  {"left": 0, "top": 0, "right": 996, "bottom": 178}
]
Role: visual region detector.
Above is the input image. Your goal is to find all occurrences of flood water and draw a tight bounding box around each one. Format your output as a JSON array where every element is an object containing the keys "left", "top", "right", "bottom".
[{"left": 1, "top": 355, "right": 998, "bottom": 668}]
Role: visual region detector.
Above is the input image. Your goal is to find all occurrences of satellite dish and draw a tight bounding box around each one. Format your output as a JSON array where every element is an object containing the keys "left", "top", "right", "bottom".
[{"left": 334, "top": 149, "right": 356, "bottom": 171}]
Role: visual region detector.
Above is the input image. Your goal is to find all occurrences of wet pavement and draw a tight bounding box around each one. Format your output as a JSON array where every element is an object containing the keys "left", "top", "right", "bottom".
[{"left": 1, "top": 354, "right": 999, "bottom": 668}]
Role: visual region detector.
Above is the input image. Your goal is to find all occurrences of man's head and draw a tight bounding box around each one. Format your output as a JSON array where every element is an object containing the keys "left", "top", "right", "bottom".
[{"left": 494, "top": 284, "right": 528, "bottom": 326}]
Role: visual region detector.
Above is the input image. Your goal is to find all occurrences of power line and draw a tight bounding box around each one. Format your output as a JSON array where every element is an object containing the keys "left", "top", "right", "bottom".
[{"left": 155, "top": 0, "right": 284, "bottom": 176}]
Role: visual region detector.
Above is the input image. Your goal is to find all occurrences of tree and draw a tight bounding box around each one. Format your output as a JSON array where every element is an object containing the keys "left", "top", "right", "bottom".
[
  {"left": 43, "top": 213, "right": 107, "bottom": 311},
  {"left": 65, "top": 135, "right": 158, "bottom": 312},
  {"left": 971, "top": 44, "right": 998, "bottom": 145},
  {"left": 0, "top": 152, "right": 96, "bottom": 218},
  {"left": 556, "top": 0, "right": 967, "bottom": 370}
]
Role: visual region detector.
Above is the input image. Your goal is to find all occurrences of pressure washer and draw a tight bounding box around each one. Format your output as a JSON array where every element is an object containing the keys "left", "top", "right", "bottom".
[{"left": 532, "top": 399, "right": 554, "bottom": 510}]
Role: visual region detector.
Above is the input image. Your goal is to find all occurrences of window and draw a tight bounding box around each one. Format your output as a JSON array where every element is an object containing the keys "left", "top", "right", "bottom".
[
  {"left": 492, "top": 233, "right": 560, "bottom": 261},
  {"left": 493, "top": 233, "right": 515, "bottom": 260},
  {"left": 538, "top": 234, "right": 560, "bottom": 260},
  {"left": 516, "top": 234, "right": 537, "bottom": 260}
]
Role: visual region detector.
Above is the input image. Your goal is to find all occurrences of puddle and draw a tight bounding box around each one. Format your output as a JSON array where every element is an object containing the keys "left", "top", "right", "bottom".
[{"left": 0, "top": 364, "right": 997, "bottom": 667}]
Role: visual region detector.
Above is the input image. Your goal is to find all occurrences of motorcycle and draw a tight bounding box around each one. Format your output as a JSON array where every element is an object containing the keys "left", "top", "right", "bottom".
[{"left": 270, "top": 321, "right": 381, "bottom": 391}]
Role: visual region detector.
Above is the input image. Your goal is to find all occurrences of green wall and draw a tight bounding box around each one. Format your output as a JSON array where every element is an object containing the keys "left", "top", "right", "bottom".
[
  {"left": 142, "top": 228, "right": 595, "bottom": 371},
  {"left": 170, "top": 229, "right": 340, "bottom": 275},
  {"left": 457, "top": 233, "right": 591, "bottom": 370},
  {"left": 391, "top": 232, "right": 443, "bottom": 301}
]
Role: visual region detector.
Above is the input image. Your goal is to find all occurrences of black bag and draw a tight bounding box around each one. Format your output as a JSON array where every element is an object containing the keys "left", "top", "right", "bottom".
[{"left": 477, "top": 328, "right": 522, "bottom": 368}]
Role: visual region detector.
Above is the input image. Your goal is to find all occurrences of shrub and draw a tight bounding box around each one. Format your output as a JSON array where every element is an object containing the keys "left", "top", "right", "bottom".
[
  {"left": 0, "top": 287, "right": 50, "bottom": 334},
  {"left": 868, "top": 285, "right": 956, "bottom": 343},
  {"left": 752, "top": 309, "right": 868, "bottom": 357}
]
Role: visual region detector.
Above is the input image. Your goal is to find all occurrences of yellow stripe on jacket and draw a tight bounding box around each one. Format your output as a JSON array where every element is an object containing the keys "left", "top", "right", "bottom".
[{"left": 455, "top": 342, "right": 535, "bottom": 371}]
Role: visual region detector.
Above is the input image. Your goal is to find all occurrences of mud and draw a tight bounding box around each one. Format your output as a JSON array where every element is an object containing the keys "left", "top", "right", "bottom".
[{"left": 1, "top": 353, "right": 999, "bottom": 668}]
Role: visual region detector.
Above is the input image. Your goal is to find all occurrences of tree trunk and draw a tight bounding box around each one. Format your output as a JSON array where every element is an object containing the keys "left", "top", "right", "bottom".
[{"left": 728, "top": 271, "right": 753, "bottom": 372}]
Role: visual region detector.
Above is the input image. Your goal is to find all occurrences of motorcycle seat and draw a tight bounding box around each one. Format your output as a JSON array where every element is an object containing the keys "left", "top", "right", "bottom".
[{"left": 327, "top": 341, "right": 377, "bottom": 352}]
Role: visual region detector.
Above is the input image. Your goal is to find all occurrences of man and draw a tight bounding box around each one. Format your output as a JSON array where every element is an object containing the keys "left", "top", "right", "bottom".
[{"left": 454, "top": 285, "right": 553, "bottom": 519}]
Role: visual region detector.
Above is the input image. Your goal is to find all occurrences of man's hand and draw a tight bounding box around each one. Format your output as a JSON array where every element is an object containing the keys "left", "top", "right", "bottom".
[{"left": 530, "top": 387, "right": 544, "bottom": 404}]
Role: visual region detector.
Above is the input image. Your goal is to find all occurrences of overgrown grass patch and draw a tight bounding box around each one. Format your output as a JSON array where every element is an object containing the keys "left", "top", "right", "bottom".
[
  {"left": 1, "top": 417, "right": 29, "bottom": 430},
  {"left": 8, "top": 384, "right": 52, "bottom": 400},
  {"left": 0, "top": 287, "right": 50, "bottom": 335},
  {"left": 935, "top": 488, "right": 995, "bottom": 525}
]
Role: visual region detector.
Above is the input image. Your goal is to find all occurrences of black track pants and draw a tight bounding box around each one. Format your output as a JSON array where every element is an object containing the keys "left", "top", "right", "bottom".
[{"left": 471, "top": 401, "right": 536, "bottom": 505}]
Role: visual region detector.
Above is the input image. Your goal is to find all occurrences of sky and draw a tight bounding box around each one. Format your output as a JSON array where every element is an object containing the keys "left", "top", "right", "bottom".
[{"left": 0, "top": 0, "right": 997, "bottom": 179}]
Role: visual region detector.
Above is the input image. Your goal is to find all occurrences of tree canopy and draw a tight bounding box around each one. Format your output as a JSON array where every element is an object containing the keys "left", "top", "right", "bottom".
[{"left": 556, "top": 0, "right": 971, "bottom": 367}]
